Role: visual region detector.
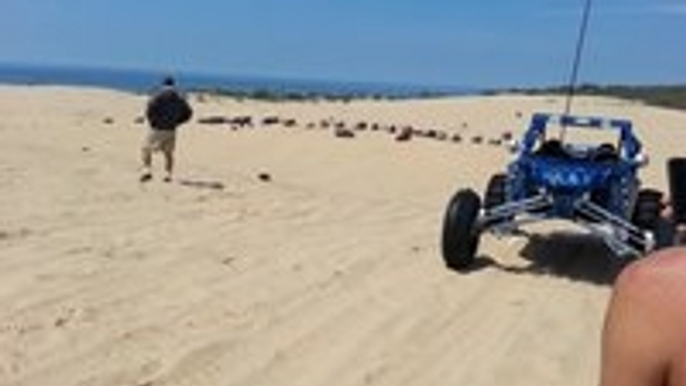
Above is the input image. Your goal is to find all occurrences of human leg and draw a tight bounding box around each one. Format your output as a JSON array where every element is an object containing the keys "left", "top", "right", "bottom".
[
  {"left": 163, "top": 150, "right": 174, "bottom": 182},
  {"left": 140, "top": 141, "right": 153, "bottom": 182}
]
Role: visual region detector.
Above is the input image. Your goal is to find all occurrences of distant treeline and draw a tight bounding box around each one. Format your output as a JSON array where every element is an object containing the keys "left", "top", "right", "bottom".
[
  {"left": 495, "top": 84, "right": 686, "bottom": 111},
  {"left": 192, "top": 87, "right": 453, "bottom": 103},
  {"left": 193, "top": 84, "right": 686, "bottom": 110}
]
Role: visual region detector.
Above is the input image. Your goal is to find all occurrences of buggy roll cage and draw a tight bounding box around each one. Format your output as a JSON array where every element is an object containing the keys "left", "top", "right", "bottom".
[{"left": 519, "top": 113, "right": 642, "bottom": 162}]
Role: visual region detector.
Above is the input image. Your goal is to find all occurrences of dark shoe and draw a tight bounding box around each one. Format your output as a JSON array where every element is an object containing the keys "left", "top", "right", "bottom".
[{"left": 140, "top": 173, "right": 152, "bottom": 183}]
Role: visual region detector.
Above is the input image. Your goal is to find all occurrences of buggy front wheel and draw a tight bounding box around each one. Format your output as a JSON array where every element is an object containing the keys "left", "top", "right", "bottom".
[
  {"left": 632, "top": 188, "right": 675, "bottom": 251},
  {"left": 442, "top": 189, "right": 482, "bottom": 270}
]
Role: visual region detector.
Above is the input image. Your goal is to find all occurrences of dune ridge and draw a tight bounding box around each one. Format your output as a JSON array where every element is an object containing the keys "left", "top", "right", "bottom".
[{"left": 1, "top": 85, "right": 685, "bottom": 386}]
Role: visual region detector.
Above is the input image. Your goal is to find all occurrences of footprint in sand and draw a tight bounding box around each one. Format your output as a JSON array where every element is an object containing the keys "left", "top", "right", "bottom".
[{"left": 0, "top": 228, "right": 32, "bottom": 242}]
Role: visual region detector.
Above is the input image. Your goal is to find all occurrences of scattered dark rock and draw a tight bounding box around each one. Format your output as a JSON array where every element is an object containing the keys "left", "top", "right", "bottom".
[
  {"left": 452, "top": 133, "right": 462, "bottom": 142},
  {"left": 395, "top": 127, "right": 413, "bottom": 142},
  {"left": 282, "top": 119, "right": 297, "bottom": 128},
  {"left": 502, "top": 131, "right": 514, "bottom": 141},
  {"left": 230, "top": 116, "right": 253, "bottom": 127},
  {"left": 134, "top": 116, "right": 145, "bottom": 124},
  {"left": 334, "top": 128, "right": 355, "bottom": 138},
  {"left": 258, "top": 173, "right": 272, "bottom": 182},
  {"left": 262, "top": 116, "right": 280, "bottom": 125},
  {"left": 103, "top": 117, "right": 114, "bottom": 125},
  {"left": 198, "top": 116, "right": 228, "bottom": 125},
  {"left": 472, "top": 135, "right": 484, "bottom": 144}
]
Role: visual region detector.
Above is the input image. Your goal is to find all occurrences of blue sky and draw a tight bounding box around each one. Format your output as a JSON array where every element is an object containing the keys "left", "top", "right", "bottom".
[{"left": 1, "top": 0, "right": 684, "bottom": 88}]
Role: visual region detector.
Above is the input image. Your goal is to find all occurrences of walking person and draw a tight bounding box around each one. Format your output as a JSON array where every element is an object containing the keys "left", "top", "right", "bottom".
[{"left": 141, "top": 76, "right": 193, "bottom": 182}]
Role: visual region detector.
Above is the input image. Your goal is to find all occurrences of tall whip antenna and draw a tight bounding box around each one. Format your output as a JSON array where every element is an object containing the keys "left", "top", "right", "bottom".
[{"left": 562, "top": 0, "right": 594, "bottom": 138}]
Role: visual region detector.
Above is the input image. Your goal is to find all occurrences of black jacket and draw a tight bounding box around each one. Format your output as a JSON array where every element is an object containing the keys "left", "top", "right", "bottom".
[{"left": 146, "top": 88, "right": 193, "bottom": 131}]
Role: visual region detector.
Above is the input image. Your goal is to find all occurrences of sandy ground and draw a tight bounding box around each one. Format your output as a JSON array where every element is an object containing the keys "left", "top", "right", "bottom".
[{"left": 1, "top": 85, "right": 685, "bottom": 386}]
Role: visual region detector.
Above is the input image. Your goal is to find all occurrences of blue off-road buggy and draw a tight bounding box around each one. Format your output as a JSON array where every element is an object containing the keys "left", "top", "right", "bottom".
[{"left": 441, "top": 113, "right": 674, "bottom": 271}]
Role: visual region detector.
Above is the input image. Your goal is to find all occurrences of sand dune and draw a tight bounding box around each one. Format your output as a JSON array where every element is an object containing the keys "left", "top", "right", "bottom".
[{"left": 1, "top": 85, "right": 685, "bottom": 386}]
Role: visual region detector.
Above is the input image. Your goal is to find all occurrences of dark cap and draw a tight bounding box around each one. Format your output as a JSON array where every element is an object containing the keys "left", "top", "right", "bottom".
[{"left": 162, "top": 76, "right": 175, "bottom": 87}]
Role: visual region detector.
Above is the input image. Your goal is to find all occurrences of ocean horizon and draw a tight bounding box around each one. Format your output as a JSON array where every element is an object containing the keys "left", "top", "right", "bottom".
[{"left": 0, "top": 62, "right": 474, "bottom": 98}]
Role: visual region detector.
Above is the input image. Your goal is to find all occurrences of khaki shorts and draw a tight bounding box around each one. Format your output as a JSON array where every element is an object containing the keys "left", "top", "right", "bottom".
[{"left": 143, "top": 130, "right": 176, "bottom": 153}]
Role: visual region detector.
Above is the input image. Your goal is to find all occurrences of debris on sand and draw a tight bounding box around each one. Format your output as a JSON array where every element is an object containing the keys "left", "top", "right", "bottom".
[
  {"left": 395, "top": 127, "right": 413, "bottom": 142},
  {"left": 282, "top": 119, "right": 297, "bottom": 128},
  {"left": 198, "top": 116, "right": 228, "bottom": 125},
  {"left": 178, "top": 180, "right": 225, "bottom": 190},
  {"left": 262, "top": 116, "right": 280, "bottom": 125},
  {"left": 334, "top": 128, "right": 355, "bottom": 138}
]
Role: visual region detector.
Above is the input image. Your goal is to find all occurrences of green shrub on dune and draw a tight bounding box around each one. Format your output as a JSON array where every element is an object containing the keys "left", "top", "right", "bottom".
[{"left": 499, "top": 84, "right": 686, "bottom": 111}]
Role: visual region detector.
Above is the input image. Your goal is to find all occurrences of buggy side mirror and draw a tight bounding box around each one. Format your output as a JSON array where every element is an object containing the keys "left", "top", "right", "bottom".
[
  {"left": 635, "top": 152, "right": 650, "bottom": 168},
  {"left": 508, "top": 139, "right": 520, "bottom": 154}
]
